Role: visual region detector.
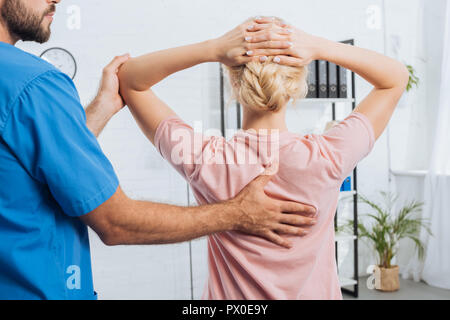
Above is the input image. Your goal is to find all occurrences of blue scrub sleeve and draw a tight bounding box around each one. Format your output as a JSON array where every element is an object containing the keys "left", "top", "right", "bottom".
[{"left": 0, "top": 70, "right": 119, "bottom": 217}]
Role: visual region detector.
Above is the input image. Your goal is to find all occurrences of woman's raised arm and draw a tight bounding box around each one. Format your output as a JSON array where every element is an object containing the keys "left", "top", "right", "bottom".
[
  {"left": 118, "top": 18, "right": 297, "bottom": 144},
  {"left": 253, "top": 18, "right": 409, "bottom": 140},
  {"left": 119, "top": 18, "right": 297, "bottom": 91},
  {"left": 315, "top": 38, "right": 408, "bottom": 140}
]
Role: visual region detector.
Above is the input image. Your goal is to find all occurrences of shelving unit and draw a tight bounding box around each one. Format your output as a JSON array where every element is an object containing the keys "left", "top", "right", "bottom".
[
  {"left": 336, "top": 39, "right": 359, "bottom": 298},
  {"left": 339, "top": 190, "right": 357, "bottom": 200},
  {"left": 219, "top": 39, "right": 359, "bottom": 298},
  {"left": 335, "top": 234, "right": 357, "bottom": 242},
  {"left": 339, "top": 277, "right": 358, "bottom": 287}
]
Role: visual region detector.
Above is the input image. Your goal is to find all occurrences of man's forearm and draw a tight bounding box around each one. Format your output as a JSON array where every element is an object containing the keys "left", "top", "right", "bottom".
[
  {"left": 85, "top": 97, "right": 113, "bottom": 137},
  {"left": 102, "top": 199, "right": 238, "bottom": 246},
  {"left": 120, "top": 40, "right": 219, "bottom": 92},
  {"left": 83, "top": 176, "right": 317, "bottom": 249}
]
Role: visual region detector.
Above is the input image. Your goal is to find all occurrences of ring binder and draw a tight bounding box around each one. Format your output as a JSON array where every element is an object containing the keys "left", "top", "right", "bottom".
[
  {"left": 318, "top": 60, "right": 328, "bottom": 98},
  {"left": 306, "top": 61, "right": 318, "bottom": 98},
  {"left": 328, "top": 62, "right": 338, "bottom": 98},
  {"left": 338, "top": 66, "right": 348, "bottom": 98}
]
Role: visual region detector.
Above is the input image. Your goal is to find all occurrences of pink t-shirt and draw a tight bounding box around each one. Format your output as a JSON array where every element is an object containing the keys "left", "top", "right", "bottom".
[{"left": 154, "top": 112, "right": 375, "bottom": 300}]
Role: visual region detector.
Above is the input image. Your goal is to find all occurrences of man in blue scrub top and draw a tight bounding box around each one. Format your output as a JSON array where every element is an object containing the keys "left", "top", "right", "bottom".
[{"left": 0, "top": 0, "right": 317, "bottom": 300}]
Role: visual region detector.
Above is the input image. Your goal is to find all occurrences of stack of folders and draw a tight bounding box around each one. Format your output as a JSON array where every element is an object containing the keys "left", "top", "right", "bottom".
[{"left": 306, "top": 61, "right": 348, "bottom": 99}]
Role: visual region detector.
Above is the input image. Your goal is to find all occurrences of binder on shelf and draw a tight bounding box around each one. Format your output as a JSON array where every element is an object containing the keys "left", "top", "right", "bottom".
[
  {"left": 328, "top": 62, "right": 338, "bottom": 98},
  {"left": 340, "top": 176, "right": 352, "bottom": 192},
  {"left": 338, "top": 65, "right": 348, "bottom": 98},
  {"left": 306, "top": 61, "right": 318, "bottom": 98},
  {"left": 318, "top": 60, "right": 328, "bottom": 98}
]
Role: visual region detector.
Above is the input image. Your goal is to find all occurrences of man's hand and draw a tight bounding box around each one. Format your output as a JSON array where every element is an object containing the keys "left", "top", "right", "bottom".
[
  {"left": 230, "top": 174, "right": 317, "bottom": 248},
  {"left": 97, "top": 54, "right": 131, "bottom": 114},
  {"left": 86, "top": 54, "right": 130, "bottom": 137},
  {"left": 211, "top": 17, "right": 294, "bottom": 67}
]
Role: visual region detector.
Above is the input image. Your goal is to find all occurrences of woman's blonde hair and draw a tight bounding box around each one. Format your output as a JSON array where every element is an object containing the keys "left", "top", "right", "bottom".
[{"left": 226, "top": 56, "right": 308, "bottom": 113}]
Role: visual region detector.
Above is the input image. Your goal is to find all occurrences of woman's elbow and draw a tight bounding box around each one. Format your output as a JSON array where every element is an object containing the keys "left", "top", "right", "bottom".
[
  {"left": 118, "top": 61, "right": 133, "bottom": 91},
  {"left": 118, "top": 59, "right": 144, "bottom": 92}
]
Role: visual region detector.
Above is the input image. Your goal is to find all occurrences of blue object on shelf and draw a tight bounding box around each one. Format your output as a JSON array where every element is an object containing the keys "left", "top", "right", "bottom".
[{"left": 340, "top": 176, "right": 352, "bottom": 192}]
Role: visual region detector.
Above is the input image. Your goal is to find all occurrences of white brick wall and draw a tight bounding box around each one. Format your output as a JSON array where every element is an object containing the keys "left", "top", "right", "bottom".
[{"left": 17, "top": 0, "right": 436, "bottom": 299}]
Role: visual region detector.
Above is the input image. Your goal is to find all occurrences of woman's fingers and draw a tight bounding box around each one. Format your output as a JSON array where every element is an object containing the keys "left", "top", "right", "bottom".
[
  {"left": 238, "top": 56, "right": 266, "bottom": 64},
  {"left": 247, "top": 23, "right": 293, "bottom": 35},
  {"left": 245, "top": 30, "right": 290, "bottom": 43},
  {"left": 273, "top": 55, "right": 309, "bottom": 67},
  {"left": 239, "top": 52, "right": 310, "bottom": 69},
  {"left": 275, "top": 28, "right": 293, "bottom": 36},
  {"left": 254, "top": 16, "right": 287, "bottom": 26},
  {"left": 254, "top": 16, "right": 276, "bottom": 24},
  {"left": 247, "top": 40, "right": 292, "bottom": 50},
  {"left": 246, "top": 48, "right": 287, "bottom": 57},
  {"left": 246, "top": 49, "right": 289, "bottom": 58}
]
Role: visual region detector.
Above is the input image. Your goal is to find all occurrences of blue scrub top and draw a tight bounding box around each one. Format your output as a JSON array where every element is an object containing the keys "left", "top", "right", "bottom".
[{"left": 0, "top": 42, "right": 119, "bottom": 299}]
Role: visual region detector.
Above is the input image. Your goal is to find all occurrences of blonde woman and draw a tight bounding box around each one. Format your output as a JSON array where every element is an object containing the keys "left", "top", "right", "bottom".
[{"left": 118, "top": 17, "right": 408, "bottom": 300}]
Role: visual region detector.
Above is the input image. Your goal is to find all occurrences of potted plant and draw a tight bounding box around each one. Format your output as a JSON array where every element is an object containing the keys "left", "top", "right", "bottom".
[{"left": 355, "top": 192, "right": 431, "bottom": 292}]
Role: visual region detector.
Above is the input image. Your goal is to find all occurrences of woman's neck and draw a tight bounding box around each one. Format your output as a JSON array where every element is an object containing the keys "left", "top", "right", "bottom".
[{"left": 242, "top": 107, "right": 289, "bottom": 133}]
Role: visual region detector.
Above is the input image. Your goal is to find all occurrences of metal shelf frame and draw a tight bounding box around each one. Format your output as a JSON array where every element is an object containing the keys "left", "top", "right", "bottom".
[{"left": 333, "top": 39, "right": 358, "bottom": 298}]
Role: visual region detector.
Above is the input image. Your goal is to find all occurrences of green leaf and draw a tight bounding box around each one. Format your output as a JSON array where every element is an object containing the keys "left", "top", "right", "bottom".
[{"left": 405, "top": 64, "right": 420, "bottom": 92}]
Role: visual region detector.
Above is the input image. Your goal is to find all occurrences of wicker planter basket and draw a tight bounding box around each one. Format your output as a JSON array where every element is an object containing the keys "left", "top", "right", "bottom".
[{"left": 377, "top": 265, "right": 400, "bottom": 292}]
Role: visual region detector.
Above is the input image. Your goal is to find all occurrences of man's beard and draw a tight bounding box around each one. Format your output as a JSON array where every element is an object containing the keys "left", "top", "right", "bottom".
[{"left": 1, "top": 0, "right": 55, "bottom": 43}]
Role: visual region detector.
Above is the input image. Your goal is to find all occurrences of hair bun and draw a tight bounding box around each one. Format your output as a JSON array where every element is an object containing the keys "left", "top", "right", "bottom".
[{"left": 227, "top": 57, "right": 308, "bottom": 112}]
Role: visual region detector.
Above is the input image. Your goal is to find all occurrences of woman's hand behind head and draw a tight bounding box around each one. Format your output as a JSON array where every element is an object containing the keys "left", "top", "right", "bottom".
[
  {"left": 251, "top": 17, "right": 322, "bottom": 68},
  {"left": 213, "top": 17, "right": 294, "bottom": 67}
]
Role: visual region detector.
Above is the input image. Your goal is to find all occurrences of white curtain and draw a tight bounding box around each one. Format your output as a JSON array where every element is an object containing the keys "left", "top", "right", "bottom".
[{"left": 420, "top": 0, "right": 450, "bottom": 290}]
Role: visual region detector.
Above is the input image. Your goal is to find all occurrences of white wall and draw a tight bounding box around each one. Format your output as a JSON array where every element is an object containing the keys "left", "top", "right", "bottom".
[
  {"left": 17, "top": 0, "right": 429, "bottom": 299},
  {"left": 387, "top": 0, "right": 447, "bottom": 172}
]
